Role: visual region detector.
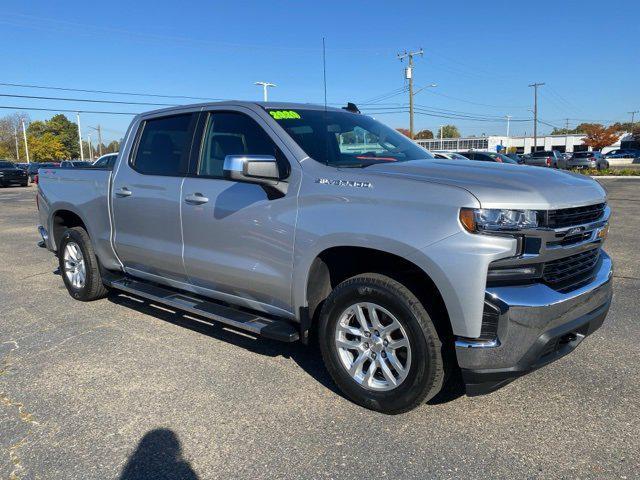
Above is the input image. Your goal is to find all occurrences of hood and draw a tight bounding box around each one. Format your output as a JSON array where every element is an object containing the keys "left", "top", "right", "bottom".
[{"left": 363, "top": 159, "right": 606, "bottom": 210}]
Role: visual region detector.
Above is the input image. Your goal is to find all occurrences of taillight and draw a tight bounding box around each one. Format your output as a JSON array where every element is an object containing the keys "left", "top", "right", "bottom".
[
  {"left": 33, "top": 174, "right": 39, "bottom": 184},
  {"left": 546, "top": 157, "right": 551, "bottom": 166}
]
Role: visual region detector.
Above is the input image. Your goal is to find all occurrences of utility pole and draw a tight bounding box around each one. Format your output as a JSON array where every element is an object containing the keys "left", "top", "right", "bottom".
[
  {"left": 439, "top": 125, "right": 444, "bottom": 149},
  {"left": 564, "top": 118, "right": 570, "bottom": 152},
  {"left": 505, "top": 115, "right": 511, "bottom": 150},
  {"left": 21, "top": 120, "right": 30, "bottom": 163},
  {"left": 629, "top": 110, "right": 638, "bottom": 126},
  {"left": 89, "top": 125, "right": 104, "bottom": 156},
  {"left": 13, "top": 126, "right": 20, "bottom": 161},
  {"left": 76, "top": 112, "right": 84, "bottom": 161},
  {"left": 254, "top": 81, "right": 276, "bottom": 101},
  {"left": 88, "top": 134, "right": 93, "bottom": 161},
  {"left": 398, "top": 48, "right": 424, "bottom": 139},
  {"left": 528, "top": 82, "right": 545, "bottom": 153}
]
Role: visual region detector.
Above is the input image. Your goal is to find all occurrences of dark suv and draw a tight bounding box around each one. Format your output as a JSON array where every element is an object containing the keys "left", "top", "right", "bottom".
[{"left": 0, "top": 160, "right": 29, "bottom": 187}]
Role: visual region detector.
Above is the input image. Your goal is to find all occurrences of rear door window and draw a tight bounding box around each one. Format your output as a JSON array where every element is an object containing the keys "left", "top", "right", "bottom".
[{"left": 132, "top": 114, "right": 196, "bottom": 176}]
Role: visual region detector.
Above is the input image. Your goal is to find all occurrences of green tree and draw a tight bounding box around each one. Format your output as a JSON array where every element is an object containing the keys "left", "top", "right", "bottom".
[
  {"left": 105, "top": 140, "right": 120, "bottom": 153},
  {"left": 28, "top": 132, "right": 68, "bottom": 161},
  {"left": 414, "top": 129, "right": 434, "bottom": 140},
  {"left": 551, "top": 127, "right": 581, "bottom": 135},
  {"left": 27, "top": 114, "right": 78, "bottom": 159},
  {"left": 440, "top": 125, "right": 460, "bottom": 138}
]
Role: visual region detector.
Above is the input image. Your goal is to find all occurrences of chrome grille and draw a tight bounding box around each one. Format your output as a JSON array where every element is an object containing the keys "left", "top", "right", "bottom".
[
  {"left": 543, "top": 248, "right": 601, "bottom": 287},
  {"left": 544, "top": 203, "right": 606, "bottom": 228}
]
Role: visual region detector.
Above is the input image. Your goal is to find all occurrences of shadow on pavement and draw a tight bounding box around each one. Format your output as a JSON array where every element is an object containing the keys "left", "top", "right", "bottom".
[
  {"left": 108, "top": 292, "right": 466, "bottom": 408},
  {"left": 119, "top": 429, "right": 198, "bottom": 480},
  {"left": 108, "top": 293, "right": 343, "bottom": 397}
]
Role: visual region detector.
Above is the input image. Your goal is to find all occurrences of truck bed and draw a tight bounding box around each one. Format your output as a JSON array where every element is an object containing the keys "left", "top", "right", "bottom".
[{"left": 37, "top": 167, "right": 121, "bottom": 270}]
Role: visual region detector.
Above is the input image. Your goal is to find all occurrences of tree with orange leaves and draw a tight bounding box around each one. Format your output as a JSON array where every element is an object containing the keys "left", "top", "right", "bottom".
[{"left": 581, "top": 124, "right": 620, "bottom": 151}]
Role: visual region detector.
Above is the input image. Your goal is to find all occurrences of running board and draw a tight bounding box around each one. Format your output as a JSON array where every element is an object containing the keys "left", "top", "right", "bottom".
[{"left": 107, "top": 278, "right": 299, "bottom": 342}]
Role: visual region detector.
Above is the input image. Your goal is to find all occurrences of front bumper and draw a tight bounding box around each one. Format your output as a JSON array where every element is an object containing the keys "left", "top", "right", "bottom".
[{"left": 456, "top": 251, "right": 613, "bottom": 395}]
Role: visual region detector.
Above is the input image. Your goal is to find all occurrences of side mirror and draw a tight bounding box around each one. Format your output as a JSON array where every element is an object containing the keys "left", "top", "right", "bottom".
[{"left": 223, "top": 155, "right": 287, "bottom": 195}]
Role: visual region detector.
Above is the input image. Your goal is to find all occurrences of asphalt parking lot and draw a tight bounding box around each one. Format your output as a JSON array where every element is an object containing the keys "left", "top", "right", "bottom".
[{"left": 1, "top": 180, "right": 639, "bottom": 479}]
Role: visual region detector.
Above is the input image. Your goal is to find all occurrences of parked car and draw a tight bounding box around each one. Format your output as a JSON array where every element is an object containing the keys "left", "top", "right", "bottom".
[
  {"left": 603, "top": 149, "right": 639, "bottom": 160},
  {"left": 524, "top": 150, "right": 566, "bottom": 168},
  {"left": 505, "top": 153, "right": 524, "bottom": 164},
  {"left": 430, "top": 150, "right": 469, "bottom": 160},
  {"left": 0, "top": 160, "right": 29, "bottom": 187},
  {"left": 459, "top": 151, "right": 519, "bottom": 164},
  {"left": 91, "top": 153, "right": 119, "bottom": 169},
  {"left": 27, "top": 162, "right": 60, "bottom": 181},
  {"left": 37, "top": 101, "right": 612, "bottom": 414},
  {"left": 567, "top": 151, "right": 609, "bottom": 170}
]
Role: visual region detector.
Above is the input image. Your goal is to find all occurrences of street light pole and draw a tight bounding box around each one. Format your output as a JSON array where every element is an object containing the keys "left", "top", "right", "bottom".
[
  {"left": 629, "top": 110, "right": 639, "bottom": 126},
  {"left": 76, "top": 112, "right": 84, "bottom": 161},
  {"left": 21, "top": 120, "right": 30, "bottom": 163},
  {"left": 254, "top": 81, "right": 276, "bottom": 101}
]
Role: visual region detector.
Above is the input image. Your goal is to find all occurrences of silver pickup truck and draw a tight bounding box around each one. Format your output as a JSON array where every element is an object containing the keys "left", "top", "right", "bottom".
[{"left": 37, "top": 102, "right": 613, "bottom": 414}]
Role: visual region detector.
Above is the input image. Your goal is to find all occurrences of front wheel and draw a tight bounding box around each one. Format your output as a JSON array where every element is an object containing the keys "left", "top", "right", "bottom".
[
  {"left": 318, "top": 273, "right": 445, "bottom": 414},
  {"left": 58, "top": 227, "right": 109, "bottom": 301}
]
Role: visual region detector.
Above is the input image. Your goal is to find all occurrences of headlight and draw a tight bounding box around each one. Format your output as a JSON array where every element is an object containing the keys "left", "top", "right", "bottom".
[{"left": 460, "top": 208, "right": 538, "bottom": 232}]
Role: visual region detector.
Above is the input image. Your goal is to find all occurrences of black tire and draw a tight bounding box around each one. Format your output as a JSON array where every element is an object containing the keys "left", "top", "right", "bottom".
[
  {"left": 318, "top": 273, "right": 445, "bottom": 414},
  {"left": 21, "top": 181, "right": 28, "bottom": 187},
  {"left": 58, "top": 226, "right": 109, "bottom": 301}
]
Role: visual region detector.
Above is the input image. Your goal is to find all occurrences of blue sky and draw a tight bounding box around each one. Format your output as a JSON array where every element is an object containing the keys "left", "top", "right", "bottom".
[{"left": 1, "top": 0, "right": 638, "bottom": 142}]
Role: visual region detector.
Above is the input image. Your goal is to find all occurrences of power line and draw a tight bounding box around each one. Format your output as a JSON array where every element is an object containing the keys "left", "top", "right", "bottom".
[
  {"left": 0, "top": 81, "right": 223, "bottom": 101},
  {"left": 0, "top": 105, "right": 136, "bottom": 115},
  {"left": 422, "top": 88, "right": 528, "bottom": 110},
  {"left": 361, "top": 86, "right": 408, "bottom": 104},
  {"left": 0, "top": 93, "right": 177, "bottom": 107}
]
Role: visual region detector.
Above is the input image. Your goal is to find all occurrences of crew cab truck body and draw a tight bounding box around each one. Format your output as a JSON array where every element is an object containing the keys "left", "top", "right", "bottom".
[{"left": 37, "top": 102, "right": 613, "bottom": 413}]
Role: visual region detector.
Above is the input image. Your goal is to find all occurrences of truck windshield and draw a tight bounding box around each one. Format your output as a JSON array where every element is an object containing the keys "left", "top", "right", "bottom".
[
  {"left": 0, "top": 161, "right": 15, "bottom": 168},
  {"left": 267, "top": 108, "right": 433, "bottom": 167}
]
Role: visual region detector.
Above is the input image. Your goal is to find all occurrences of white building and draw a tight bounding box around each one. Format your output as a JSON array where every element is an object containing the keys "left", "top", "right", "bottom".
[{"left": 415, "top": 134, "right": 625, "bottom": 154}]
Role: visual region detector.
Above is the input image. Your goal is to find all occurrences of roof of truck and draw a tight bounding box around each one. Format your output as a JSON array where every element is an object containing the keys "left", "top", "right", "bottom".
[{"left": 138, "top": 101, "right": 346, "bottom": 118}]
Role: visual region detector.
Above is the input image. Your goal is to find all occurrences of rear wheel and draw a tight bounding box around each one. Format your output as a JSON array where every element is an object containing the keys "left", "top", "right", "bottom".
[
  {"left": 58, "top": 227, "right": 109, "bottom": 301},
  {"left": 318, "top": 273, "right": 445, "bottom": 414}
]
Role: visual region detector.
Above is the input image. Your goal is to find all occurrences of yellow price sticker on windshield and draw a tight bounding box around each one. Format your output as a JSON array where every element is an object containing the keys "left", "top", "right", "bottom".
[{"left": 269, "top": 110, "right": 301, "bottom": 120}]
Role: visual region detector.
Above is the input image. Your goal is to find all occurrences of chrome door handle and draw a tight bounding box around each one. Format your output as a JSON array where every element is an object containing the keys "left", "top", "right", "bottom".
[
  {"left": 184, "top": 193, "right": 209, "bottom": 205},
  {"left": 115, "top": 187, "right": 132, "bottom": 197}
]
